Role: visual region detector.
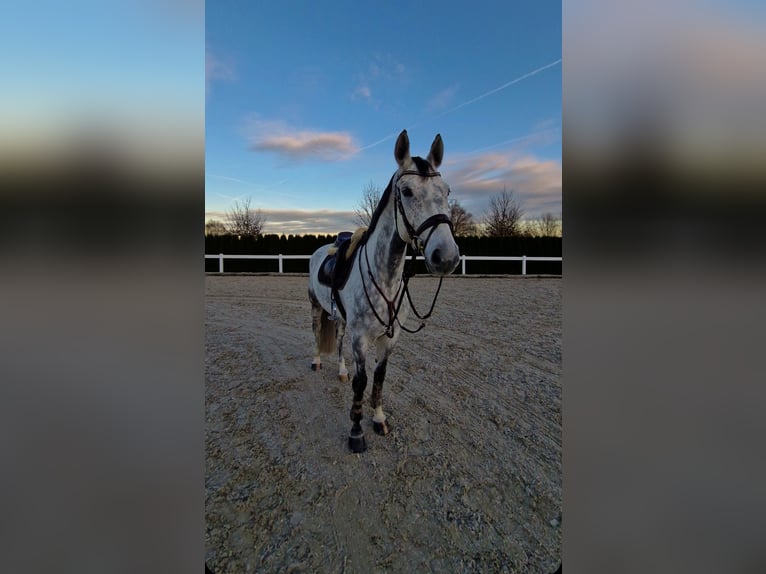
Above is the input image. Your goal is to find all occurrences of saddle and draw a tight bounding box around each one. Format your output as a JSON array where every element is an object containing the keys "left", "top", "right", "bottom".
[{"left": 317, "top": 229, "right": 367, "bottom": 320}]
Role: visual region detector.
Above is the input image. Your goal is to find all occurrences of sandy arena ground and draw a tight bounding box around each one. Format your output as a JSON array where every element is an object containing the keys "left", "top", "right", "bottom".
[{"left": 205, "top": 274, "right": 561, "bottom": 573}]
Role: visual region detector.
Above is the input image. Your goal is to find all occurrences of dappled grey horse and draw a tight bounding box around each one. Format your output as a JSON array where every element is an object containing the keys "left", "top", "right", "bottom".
[{"left": 308, "top": 130, "right": 460, "bottom": 452}]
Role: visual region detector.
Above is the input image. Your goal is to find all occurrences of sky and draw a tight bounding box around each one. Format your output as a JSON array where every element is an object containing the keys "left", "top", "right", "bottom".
[{"left": 206, "top": 1, "right": 561, "bottom": 236}]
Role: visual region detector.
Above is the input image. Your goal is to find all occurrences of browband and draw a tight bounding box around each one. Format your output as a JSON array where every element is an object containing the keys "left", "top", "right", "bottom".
[{"left": 397, "top": 169, "right": 441, "bottom": 178}]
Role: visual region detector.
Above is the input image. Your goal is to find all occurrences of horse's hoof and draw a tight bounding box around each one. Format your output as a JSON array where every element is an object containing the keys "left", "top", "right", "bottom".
[
  {"left": 373, "top": 420, "right": 391, "bottom": 436},
  {"left": 338, "top": 373, "right": 349, "bottom": 383},
  {"left": 348, "top": 433, "right": 367, "bottom": 453},
  {"left": 311, "top": 363, "right": 321, "bottom": 371}
]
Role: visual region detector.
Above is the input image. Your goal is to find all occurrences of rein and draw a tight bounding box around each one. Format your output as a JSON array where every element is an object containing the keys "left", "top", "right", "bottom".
[{"left": 358, "top": 168, "right": 452, "bottom": 338}]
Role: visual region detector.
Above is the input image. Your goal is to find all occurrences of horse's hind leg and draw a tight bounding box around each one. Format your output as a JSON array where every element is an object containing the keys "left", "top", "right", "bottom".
[
  {"left": 309, "top": 295, "right": 323, "bottom": 371},
  {"left": 337, "top": 320, "right": 349, "bottom": 382}
]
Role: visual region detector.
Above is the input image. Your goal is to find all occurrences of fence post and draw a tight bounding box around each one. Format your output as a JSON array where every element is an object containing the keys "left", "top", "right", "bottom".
[
  {"left": 278, "top": 254, "right": 283, "bottom": 273},
  {"left": 522, "top": 255, "right": 527, "bottom": 276},
  {"left": 218, "top": 253, "right": 224, "bottom": 273},
  {"left": 461, "top": 255, "right": 466, "bottom": 275}
]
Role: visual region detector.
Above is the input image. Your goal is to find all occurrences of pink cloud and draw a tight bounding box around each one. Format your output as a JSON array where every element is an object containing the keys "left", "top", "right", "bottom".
[
  {"left": 248, "top": 120, "right": 359, "bottom": 162},
  {"left": 446, "top": 152, "right": 562, "bottom": 218}
]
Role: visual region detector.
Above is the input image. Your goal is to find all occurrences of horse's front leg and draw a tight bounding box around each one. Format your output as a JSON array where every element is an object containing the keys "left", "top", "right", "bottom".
[
  {"left": 371, "top": 339, "right": 393, "bottom": 435},
  {"left": 370, "top": 357, "right": 391, "bottom": 435},
  {"left": 348, "top": 337, "right": 368, "bottom": 453}
]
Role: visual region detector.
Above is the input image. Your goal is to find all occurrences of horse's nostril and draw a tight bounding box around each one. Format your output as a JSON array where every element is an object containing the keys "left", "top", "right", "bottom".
[{"left": 432, "top": 249, "right": 442, "bottom": 265}]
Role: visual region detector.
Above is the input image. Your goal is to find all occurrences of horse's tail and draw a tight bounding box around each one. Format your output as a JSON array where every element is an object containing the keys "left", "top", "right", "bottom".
[{"left": 317, "top": 309, "right": 337, "bottom": 355}]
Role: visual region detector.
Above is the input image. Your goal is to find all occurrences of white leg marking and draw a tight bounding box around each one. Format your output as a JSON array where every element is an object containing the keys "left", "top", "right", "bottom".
[
  {"left": 338, "top": 358, "right": 349, "bottom": 381},
  {"left": 372, "top": 406, "right": 386, "bottom": 423}
]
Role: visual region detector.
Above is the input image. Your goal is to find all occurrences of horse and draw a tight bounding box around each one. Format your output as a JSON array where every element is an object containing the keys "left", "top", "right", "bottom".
[{"left": 308, "top": 130, "right": 461, "bottom": 452}]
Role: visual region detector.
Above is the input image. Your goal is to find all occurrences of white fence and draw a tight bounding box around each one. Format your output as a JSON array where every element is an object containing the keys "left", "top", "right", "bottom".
[{"left": 204, "top": 254, "right": 562, "bottom": 275}]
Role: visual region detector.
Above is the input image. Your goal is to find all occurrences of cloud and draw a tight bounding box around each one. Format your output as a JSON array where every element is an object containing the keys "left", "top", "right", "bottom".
[
  {"left": 351, "top": 53, "right": 407, "bottom": 108},
  {"left": 446, "top": 152, "right": 562, "bottom": 219},
  {"left": 205, "top": 49, "right": 234, "bottom": 94},
  {"left": 352, "top": 85, "right": 372, "bottom": 101},
  {"left": 426, "top": 85, "right": 459, "bottom": 113},
  {"left": 205, "top": 52, "right": 233, "bottom": 80},
  {"left": 365, "top": 54, "right": 405, "bottom": 81},
  {"left": 206, "top": 208, "right": 358, "bottom": 236},
  {"left": 261, "top": 209, "right": 359, "bottom": 235},
  {"left": 247, "top": 120, "right": 359, "bottom": 162}
]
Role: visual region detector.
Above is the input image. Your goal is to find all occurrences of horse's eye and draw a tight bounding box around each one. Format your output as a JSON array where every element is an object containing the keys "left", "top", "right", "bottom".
[
  {"left": 401, "top": 187, "right": 413, "bottom": 198},
  {"left": 447, "top": 187, "right": 451, "bottom": 196}
]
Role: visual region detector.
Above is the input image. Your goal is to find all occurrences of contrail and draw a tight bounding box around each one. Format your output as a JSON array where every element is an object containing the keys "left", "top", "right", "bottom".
[
  {"left": 356, "top": 131, "right": 400, "bottom": 153},
  {"left": 206, "top": 173, "right": 252, "bottom": 185},
  {"left": 356, "top": 58, "right": 561, "bottom": 154},
  {"left": 207, "top": 173, "right": 289, "bottom": 190},
  {"left": 213, "top": 192, "right": 248, "bottom": 202},
  {"left": 436, "top": 58, "right": 561, "bottom": 117},
  {"left": 206, "top": 173, "right": 293, "bottom": 199}
]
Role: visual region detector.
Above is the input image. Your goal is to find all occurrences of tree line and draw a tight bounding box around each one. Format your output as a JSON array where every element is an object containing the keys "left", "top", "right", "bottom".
[
  {"left": 206, "top": 196, "right": 267, "bottom": 238},
  {"left": 207, "top": 185, "right": 561, "bottom": 240},
  {"left": 350, "top": 181, "right": 561, "bottom": 238}
]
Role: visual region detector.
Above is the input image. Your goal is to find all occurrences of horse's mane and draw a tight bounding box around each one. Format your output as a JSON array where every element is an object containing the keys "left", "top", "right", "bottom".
[
  {"left": 363, "top": 156, "right": 435, "bottom": 243},
  {"left": 364, "top": 176, "right": 394, "bottom": 240}
]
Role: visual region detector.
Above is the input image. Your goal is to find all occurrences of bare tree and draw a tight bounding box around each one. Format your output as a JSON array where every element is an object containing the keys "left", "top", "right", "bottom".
[
  {"left": 205, "top": 219, "right": 227, "bottom": 236},
  {"left": 449, "top": 199, "right": 476, "bottom": 236},
  {"left": 482, "top": 188, "right": 525, "bottom": 237},
  {"left": 225, "top": 196, "right": 267, "bottom": 238},
  {"left": 354, "top": 180, "right": 382, "bottom": 227},
  {"left": 531, "top": 212, "right": 562, "bottom": 237}
]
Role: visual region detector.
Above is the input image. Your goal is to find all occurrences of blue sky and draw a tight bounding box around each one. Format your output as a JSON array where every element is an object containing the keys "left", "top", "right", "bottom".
[{"left": 206, "top": 1, "right": 561, "bottom": 235}]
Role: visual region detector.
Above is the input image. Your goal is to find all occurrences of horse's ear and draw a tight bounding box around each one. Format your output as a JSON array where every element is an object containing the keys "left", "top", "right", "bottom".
[
  {"left": 394, "top": 130, "right": 410, "bottom": 167},
  {"left": 427, "top": 133, "right": 443, "bottom": 168}
]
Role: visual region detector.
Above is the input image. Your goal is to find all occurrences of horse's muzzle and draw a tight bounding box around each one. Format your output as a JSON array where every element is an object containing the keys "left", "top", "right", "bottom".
[
  {"left": 427, "top": 247, "right": 460, "bottom": 275},
  {"left": 425, "top": 231, "right": 460, "bottom": 274}
]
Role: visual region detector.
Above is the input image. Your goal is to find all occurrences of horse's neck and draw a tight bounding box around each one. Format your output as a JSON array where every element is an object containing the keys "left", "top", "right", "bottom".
[{"left": 364, "top": 196, "right": 407, "bottom": 292}]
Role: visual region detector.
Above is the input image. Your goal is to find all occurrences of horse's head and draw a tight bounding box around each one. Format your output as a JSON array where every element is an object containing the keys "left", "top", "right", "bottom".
[{"left": 392, "top": 130, "right": 461, "bottom": 275}]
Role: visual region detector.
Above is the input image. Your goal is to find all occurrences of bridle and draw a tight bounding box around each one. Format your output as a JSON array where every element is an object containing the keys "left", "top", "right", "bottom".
[
  {"left": 393, "top": 169, "right": 454, "bottom": 264},
  {"left": 359, "top": 168, "right": 454, "bottom": 338}
]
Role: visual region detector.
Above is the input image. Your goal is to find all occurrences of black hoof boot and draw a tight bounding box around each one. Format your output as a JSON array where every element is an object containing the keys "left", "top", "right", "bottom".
[
  {"left": 373, "top": 420, "right": 391, "bottom": 436},
  {"left": 348, "top": 423, "right": 367, "bottom": 453},
  {"left": 348, "top": 433, "right": 367, "bottom": 453},
  {"left": 311, "top": 363, "right": 321, "bottom": 371}
]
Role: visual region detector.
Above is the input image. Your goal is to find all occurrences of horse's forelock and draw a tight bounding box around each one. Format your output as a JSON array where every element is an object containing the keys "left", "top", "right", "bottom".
[{"left": 410, "top": 156, "right": 434, "bottom": 176}]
